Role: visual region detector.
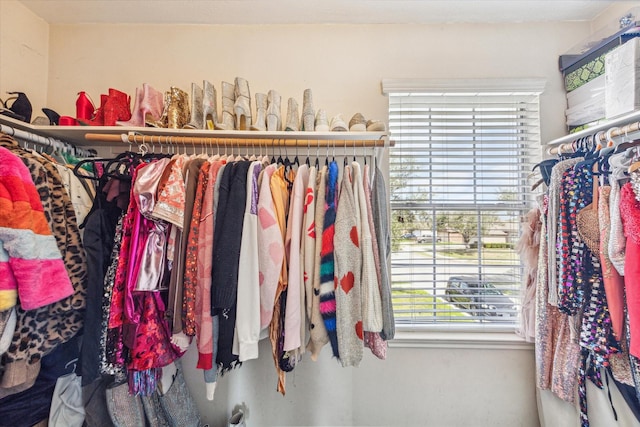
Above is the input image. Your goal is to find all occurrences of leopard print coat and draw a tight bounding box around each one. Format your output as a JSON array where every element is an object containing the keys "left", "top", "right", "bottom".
[{"left": 0, "top": 136, "right": 87, "bottom": 398}]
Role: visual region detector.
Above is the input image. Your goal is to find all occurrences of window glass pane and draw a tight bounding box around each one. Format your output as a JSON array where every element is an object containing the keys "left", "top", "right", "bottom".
[{"left": 389, "top": 89, "right": 540, "bottom": 327}]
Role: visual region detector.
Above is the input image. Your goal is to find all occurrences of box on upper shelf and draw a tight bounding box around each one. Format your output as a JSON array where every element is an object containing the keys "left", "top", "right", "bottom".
[
  {"left": 560, "top": 19, "right": 640, "bottom": 93},
  {"left": 605, "top": 37, "right": 640, "bottom": 119}
]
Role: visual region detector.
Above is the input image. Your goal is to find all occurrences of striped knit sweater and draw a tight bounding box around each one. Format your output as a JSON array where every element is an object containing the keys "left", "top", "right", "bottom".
[
  {"left": 319, "top": 161, "right": 340, "bottom": 358},
  {"left": 0, "top": 147, "right": 73, "bottom": 311}
]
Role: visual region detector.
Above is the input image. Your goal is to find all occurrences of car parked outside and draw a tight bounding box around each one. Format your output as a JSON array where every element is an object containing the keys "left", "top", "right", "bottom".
[
  {"left": 401, "top": 232, "right": 417, "bottom": 239},
  {"left": 445, "top": 275, "right": 517, "bottom": 318},
  {"left": 415, "top": 230, "right": 441, "bottom": 243}
]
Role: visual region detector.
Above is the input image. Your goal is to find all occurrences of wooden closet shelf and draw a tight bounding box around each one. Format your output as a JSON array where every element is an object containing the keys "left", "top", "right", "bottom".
[{"left": 0, "top": 114, "right": 392, "bottom": 147}]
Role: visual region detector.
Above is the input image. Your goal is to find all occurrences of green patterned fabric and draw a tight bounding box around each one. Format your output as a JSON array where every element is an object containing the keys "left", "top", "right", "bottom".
[{"left": 564, "top": 53, "right": 607, "bottom": 92}]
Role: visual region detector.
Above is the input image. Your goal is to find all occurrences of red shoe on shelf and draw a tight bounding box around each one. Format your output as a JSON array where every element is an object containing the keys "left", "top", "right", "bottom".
[
  {"left": 76, "top": 91, "right": 95, "bottom": 122},
  {"left": 77, "top": 93, "right": 107, "bottom": 126},
  {"left": 103, "top": 89, "right": 131, "bottom": 126}
]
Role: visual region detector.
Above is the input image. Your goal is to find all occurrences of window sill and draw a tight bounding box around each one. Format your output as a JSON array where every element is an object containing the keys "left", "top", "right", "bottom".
[{"left": 389, "top": 324, "right": 534, "bottom": 350}]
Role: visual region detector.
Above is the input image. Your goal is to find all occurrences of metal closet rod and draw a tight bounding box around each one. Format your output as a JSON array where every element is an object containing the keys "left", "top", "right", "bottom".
[
  {"left": 84, "top": 132, "right": 394, "bottom": 147},
  {"left": 547, "top": 120, "right": 640, "bottom": 155}
]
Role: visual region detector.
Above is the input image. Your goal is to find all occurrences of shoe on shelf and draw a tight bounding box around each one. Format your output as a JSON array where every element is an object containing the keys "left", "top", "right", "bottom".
[
  {"left": 203, "top": 80, "right": 218, "bottom": 130},
  {"left": 42, "top": 108, "right": 60, "bottom": 125},
  {"left": 284, "top": 97, "right": 299, "bottom": 131},
  {"left": 266, "top": 90, "right": 281, "bottom": 131},
  {"left": 329, "top": 114, "right": 347, "bottom": 132},
  {"left": 76, "top": 91, "right": 95, "bottom": 122},
  {"left": 215, "top": 81, "right": 236, "bottom": 130},
  {"left": 234, "top": 77, "right": 252, "bottom": 130},
  {"left": 77, "top": 93, "right": 108, "bottom": 126},
  {"left": 103, "top": 88, "right": 132, "bottom": 126},
  {"left": 165, "top": 87, "right": 189, "bottom": 129},
  {"left": 301, "top": 88, "right": 314, "bottom": 131},
  {"left": 0, "top": 91, "right": 33, "bottom": 123},
  {"left": 117, "top": 86, "right": 144, "bottom": 127},
  {"left": 184, "top": 82, "right": 204, "bottom": 129},
  {"left": 366, "top": 119, "right": 386, "bottom": 132},
  {"left": 250, "top": 92, "right": 267, "bottom": 131},
  {"left": 31, "top": 116, "right": 50, "bottom": 126},
  {"left": 315, "top": 109, "right": 329, "bottom": 131},
  {"left": 349, "top": 113, "right": 367, "bottom": 131}
]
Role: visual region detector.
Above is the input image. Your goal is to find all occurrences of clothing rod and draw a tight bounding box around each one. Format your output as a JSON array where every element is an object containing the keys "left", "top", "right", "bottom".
[
  {"left": 546, "top": 110, "right": 640, "bottom": 149},
  {"left": 547, "top": 120, "right": 640, "bottom": 155},
  {"left": 84, "top": 132, "right": 394, "bottom": 147},
  {"left": 1, "top": 123, "right": 64, "bottom": 148}
]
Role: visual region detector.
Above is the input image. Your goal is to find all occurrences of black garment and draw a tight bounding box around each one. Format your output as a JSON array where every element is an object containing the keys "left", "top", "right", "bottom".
[
  {"left": 80, "top": 185, "right": 123, "bottom": 386},
  {"left": 211, "top": 160, "right": 250, "bottom": 310},
  {"left": 211, "top": 161, "right": 250, "bottom": 373},
  {"left": 0, "top": 335, "right": 80, "bottom": 427},
  {"left": 610, "top": 369, "right": 640, "bottom": 423}
]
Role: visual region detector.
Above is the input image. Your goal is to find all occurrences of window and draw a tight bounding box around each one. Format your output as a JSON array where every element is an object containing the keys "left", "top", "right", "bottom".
[{"left": 383, "top": 79, "right": 544, "bottom": 329}]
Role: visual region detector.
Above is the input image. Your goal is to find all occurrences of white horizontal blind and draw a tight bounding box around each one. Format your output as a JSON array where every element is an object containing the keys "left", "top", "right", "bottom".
[{"left": 388, "top": 88, "right": 540, "bottom": 327}]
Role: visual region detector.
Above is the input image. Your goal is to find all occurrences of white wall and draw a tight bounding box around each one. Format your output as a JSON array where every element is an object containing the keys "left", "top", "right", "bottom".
[{"left": 0, "top": 0, "right": 49, "bottom": 119}]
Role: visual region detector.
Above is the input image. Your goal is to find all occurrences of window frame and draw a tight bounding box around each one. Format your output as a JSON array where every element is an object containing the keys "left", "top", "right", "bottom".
[{"left": 382, "top": 78, "right": 545, "bottom": 344}]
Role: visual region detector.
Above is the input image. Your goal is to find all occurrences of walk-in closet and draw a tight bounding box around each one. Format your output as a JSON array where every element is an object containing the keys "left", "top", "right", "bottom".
[{"left": 2, "top": 1, "right": 640, "bottom": 426}]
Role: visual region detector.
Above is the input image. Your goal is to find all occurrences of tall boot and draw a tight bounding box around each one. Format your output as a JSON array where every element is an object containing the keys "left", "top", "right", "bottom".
[
  {"left": 234, "top": 77, "right": 252, "bottom": 130},
  {"left": 250, "top": 93, "right": 267, "bottom": 131},
  {"left": 266, "top": 90, "right": 281, "bottom": 131},
  {"left": 184, "top": 82, "right": 204, "bottom": 129},
  {"left": 203, "top": 80, "right": 218, "bottom": 130},
  {"left": 215, "top": 81, "right": 236, "bottom": 130},
  {"left": 166, "top": 87, "right": 190, "bottom": 129},
  {"left": 284, "top": 97, "right": 299, "bottom": 131},
  {"left": 301, "top": 88, "right": 314, "bottom": 131},
  {"left": 103, "top": 89, "right": 132, "bottom": 126}
]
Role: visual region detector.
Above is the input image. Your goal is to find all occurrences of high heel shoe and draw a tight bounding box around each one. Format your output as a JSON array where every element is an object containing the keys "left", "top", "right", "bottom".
[
  {"left": 117, "top": 87, "right": 143, "bottom": 127},
  {"left": 76, "top": 91, "right": 95, "bottom": 122},
  {"left": 250, "top": 93, "right": 267, "bottom": 131},
  {"left": 77, "top": 93, "right": 107, "bottom": 126},
  {"left": 315, "top": 109, "right": 329, "bottom": 131},
  {"left": 349, "top": 113, "right": 366, "bottom": 131},
  {"left": 42, "top": 108, "right": 60, "bottom": 125},
  {"left": 0, "top": 92, "right": 33, "bottom": 123},
  {"left": 301, "top": 89, "right": 314, "bottom": 131},
  {"left": 215, "top": 81, "right": 235, "bottom": 130},
  {"left": 141, "top": 83, "right": 165, "bottom": 127},
  {"left": 166, "top": 87, "right": 189, "bottom": 129},
  {"left": 266, "top": 90, "right": 281, "bottom": 131},
  {"left": 103, "top": 88, "right": 132, "bottom": 126},
  {"left": 184, "top": 82, "right": 203, "bottom": 129},
  {"left": 284, "top": 98, "right": 299, "bottom": 131},
  {"left": 203, "top": 80, "right": 218, "bottom": 130},
  {"left": 234, "top": 77, "right": 252, "bottom": 130},
  {"left": 329, "top": 114, "right": 347, "bottom": 132}
]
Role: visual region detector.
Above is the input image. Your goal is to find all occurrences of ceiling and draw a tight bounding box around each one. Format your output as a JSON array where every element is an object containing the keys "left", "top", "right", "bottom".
[{"left": 19, "top": 0, "right": 621, "bottom": 25}]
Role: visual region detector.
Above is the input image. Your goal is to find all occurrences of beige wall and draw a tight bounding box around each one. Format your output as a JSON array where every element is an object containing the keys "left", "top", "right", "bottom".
[
  {"left": 47, "top": 21, "right": 589, "bottom": 146},
  {"left": 0, "top": 0, "right": 49, "bottom": 119}
]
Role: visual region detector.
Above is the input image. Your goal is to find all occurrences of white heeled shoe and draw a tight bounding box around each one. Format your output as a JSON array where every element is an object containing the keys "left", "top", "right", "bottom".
[
  {"left": 215, "top": 81, "right": 236, "bottom": 130},
  {"left": 285, "top": 97, "right": 299, "bottom": 131},
  {"left": 184, "top": 82, "right": 204, "bottom": 129},
  {"left": 349, "top": 113, "right": 367, "bottom": 131},
  {"left": 330, "top": 114, "right": 347, "bottom": 132},
  {"left": 301, "top": 88, "right": 314, "bottom": 131},
  {"left": 266, "top": 90, "right": 282, "bottom": 131},
  {"left": 315, "top": 109, "right": 329, "bottom": 131},
  {"left": 251, "top": 92, "right": 267, "bottom": 131},
  {"left": 203, "top": 80, "right": 218, "bottom": 130},
  {"left": 234, "top": 77, "right": 252, "bottom": 130}
]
